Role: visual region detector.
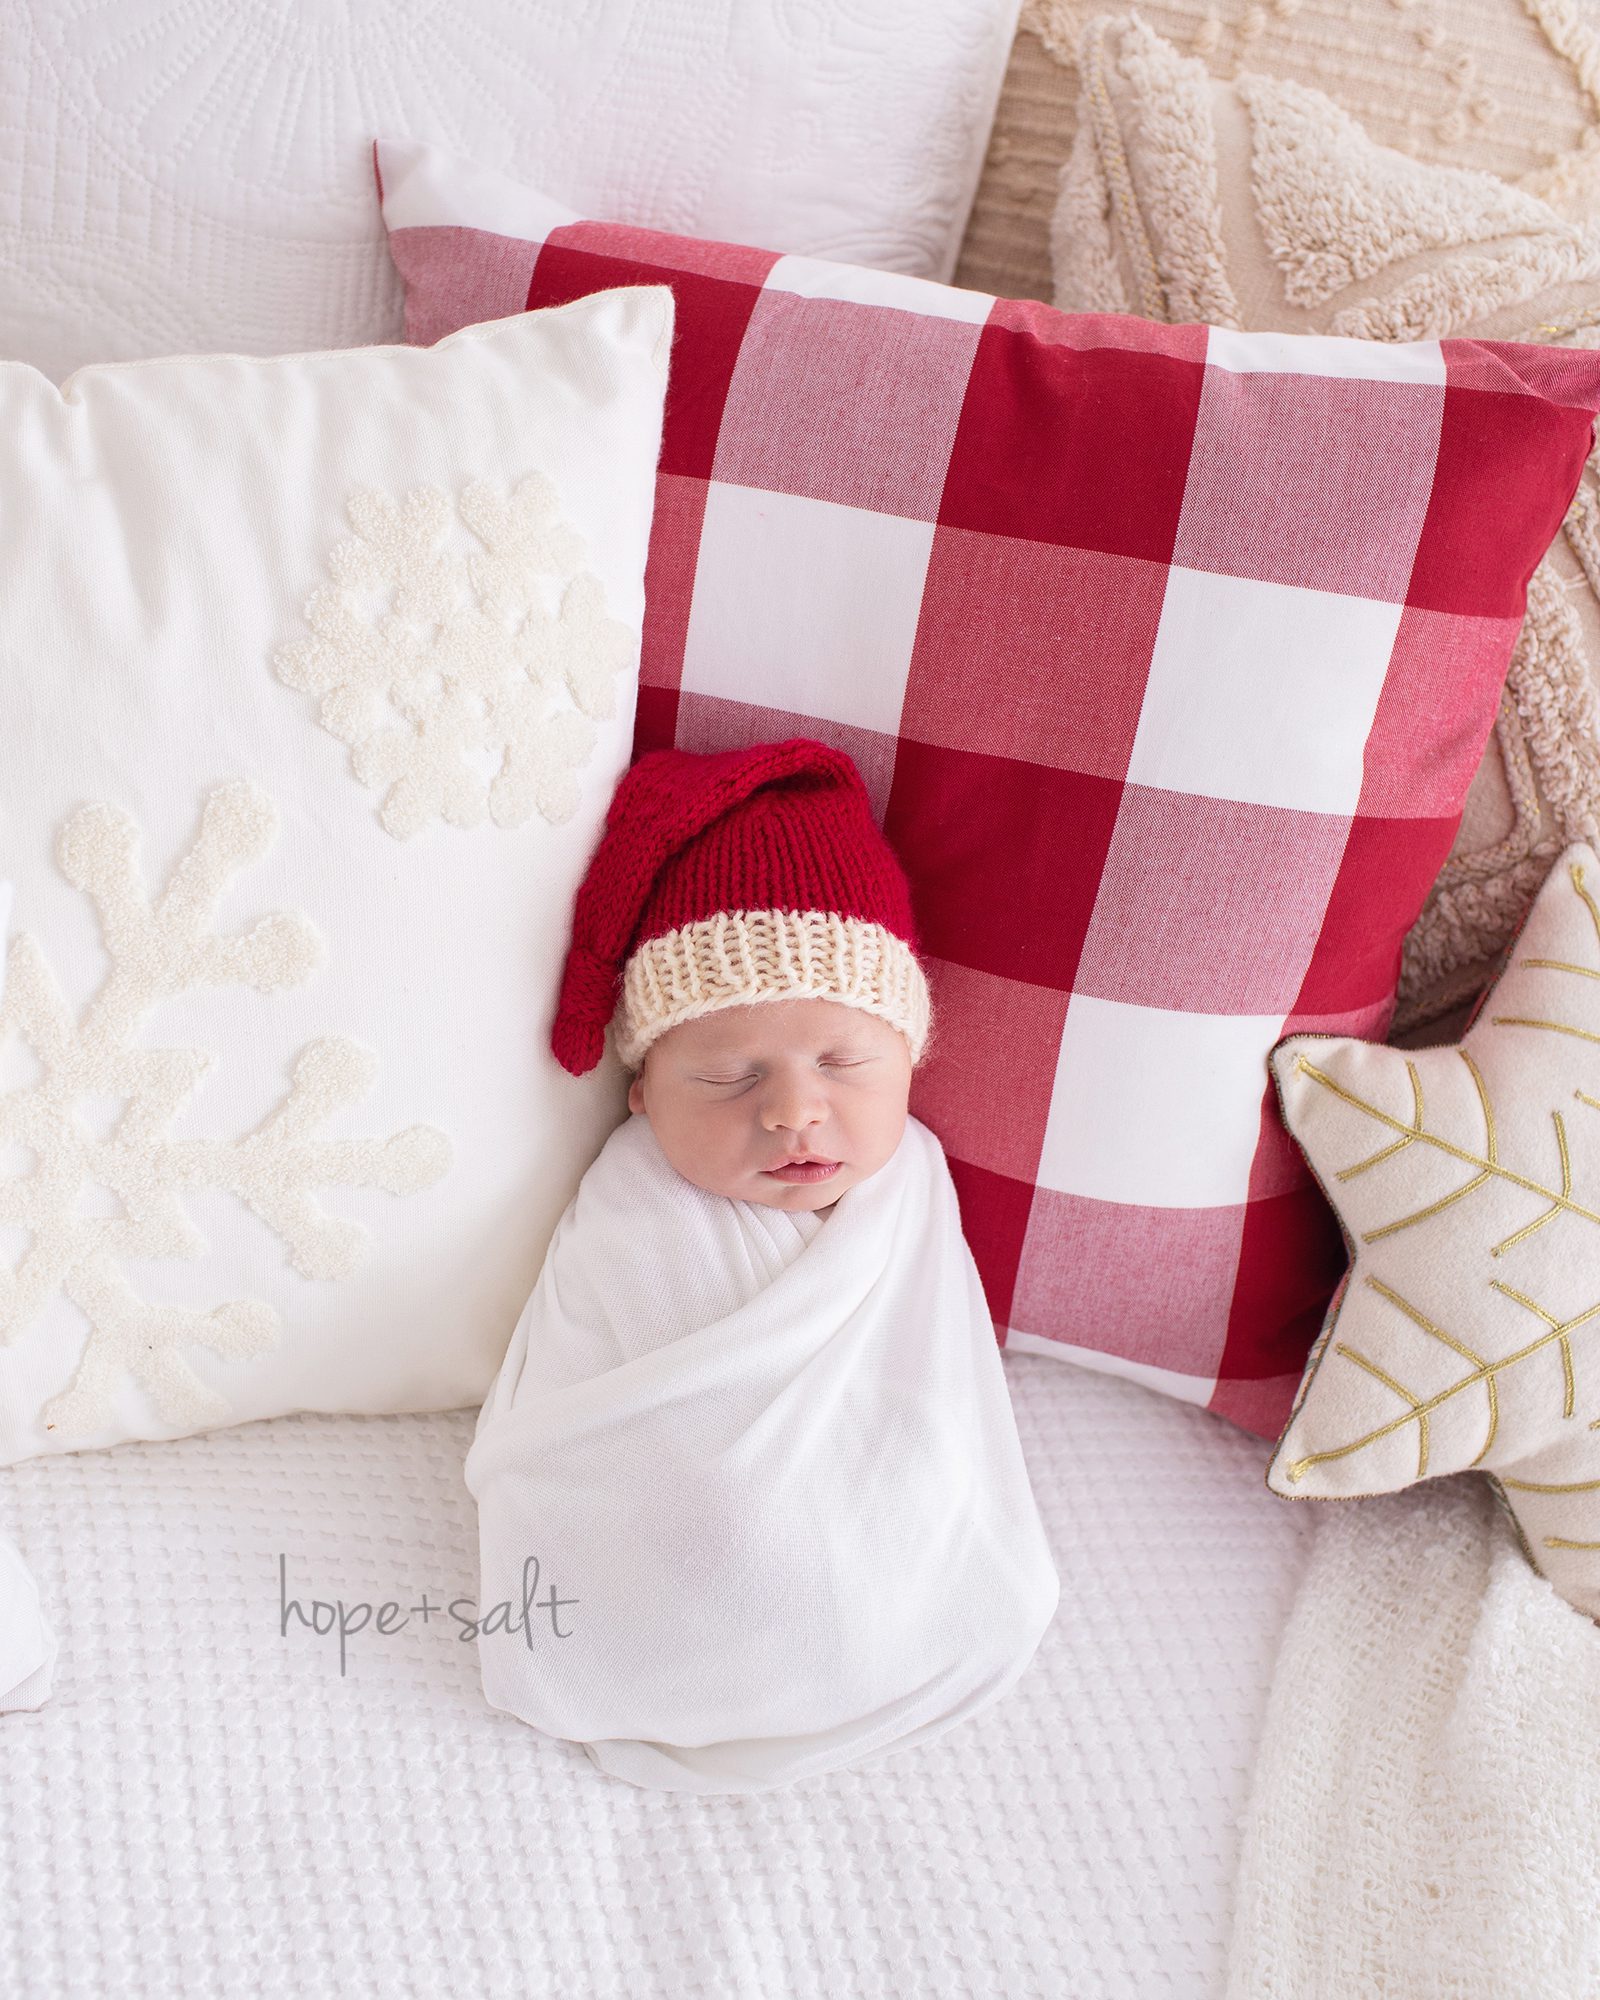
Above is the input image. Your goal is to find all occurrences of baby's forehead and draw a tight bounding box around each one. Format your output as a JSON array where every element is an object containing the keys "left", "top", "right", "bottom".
[{"left": 681, "top": 1000, "right": 879, "bottom": 1055}]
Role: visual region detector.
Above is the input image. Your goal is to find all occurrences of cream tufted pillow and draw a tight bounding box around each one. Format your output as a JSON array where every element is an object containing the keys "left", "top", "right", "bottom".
[
  {"left": 1049, "top": 11, "right": 1600, "bottom": 1039},
  {"left": 1268, "top": 842, "right": 1600, "bottom": 1621},
  {"left": 958, "top": 0, "right": 1600, "bottom": 306}
]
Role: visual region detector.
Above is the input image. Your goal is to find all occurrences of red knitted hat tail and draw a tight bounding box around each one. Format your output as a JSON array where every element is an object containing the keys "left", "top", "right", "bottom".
[{"left": 551, "top": 739, "right": 875, "bottom": 1076}]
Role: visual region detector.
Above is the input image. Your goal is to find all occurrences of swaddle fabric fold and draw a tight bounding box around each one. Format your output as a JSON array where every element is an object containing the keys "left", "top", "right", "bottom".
[{"left": 464, "top": 1111, "right": 1059, "bottom": 1794}]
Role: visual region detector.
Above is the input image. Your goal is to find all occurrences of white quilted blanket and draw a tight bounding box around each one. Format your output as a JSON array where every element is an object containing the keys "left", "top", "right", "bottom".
[
  {"left": 0, "top": 0, "right": 1021, "bottom": 383},
  {"left": 0, "top": 1358, "right": 1310, "bottom": 1998}
]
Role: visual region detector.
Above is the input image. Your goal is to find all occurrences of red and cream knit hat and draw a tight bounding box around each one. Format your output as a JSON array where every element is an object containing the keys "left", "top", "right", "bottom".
[{"left": 550, "top": 738, "right": 933, "bottom": 1076}]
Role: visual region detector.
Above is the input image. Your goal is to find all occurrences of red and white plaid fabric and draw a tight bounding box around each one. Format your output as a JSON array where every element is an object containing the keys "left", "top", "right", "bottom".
[{"left": 376, "top": 139, "right": 1600, "bottom": 1438}]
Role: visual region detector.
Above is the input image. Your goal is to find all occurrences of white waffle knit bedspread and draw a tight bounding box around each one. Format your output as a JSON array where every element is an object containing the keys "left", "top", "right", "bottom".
[{"left": 0, "top": 1356, "right": 1311, "bottom": 2000}]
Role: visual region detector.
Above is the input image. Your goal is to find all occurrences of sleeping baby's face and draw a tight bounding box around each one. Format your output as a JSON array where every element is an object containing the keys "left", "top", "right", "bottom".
[{"left": 626, "top": 997, "right": 913, "bottom": 1213}]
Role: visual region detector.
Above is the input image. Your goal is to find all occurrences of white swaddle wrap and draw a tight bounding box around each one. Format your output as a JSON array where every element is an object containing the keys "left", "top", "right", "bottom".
[
  {"left": 464, "top": 1109, "right": 1059, "bottom": 1795},
  {"left": 0, "top": 1530, "right": 57, "bottom": 1714}
]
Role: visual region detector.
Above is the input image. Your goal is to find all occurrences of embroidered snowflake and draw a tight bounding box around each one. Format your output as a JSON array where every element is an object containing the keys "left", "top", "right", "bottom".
[
  {"left": 0, "top": 779, "right": 453, "bottom": 1440},
  {"left": 274, "top": 477, "right": 636, "bottom": 839}
]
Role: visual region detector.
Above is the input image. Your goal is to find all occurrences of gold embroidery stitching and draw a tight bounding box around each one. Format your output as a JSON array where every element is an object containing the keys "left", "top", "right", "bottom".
[
  {"left": 1569, "top": 859, "right": 1600, "bottom": 947},
  {"left": 1284, "top": 1298, "right": 1600, "bottom": 1482},
  {"left": 1491, "top": 1112, "right": 1571, "bottom": 1258},
  {"left": 1491, "top": 1015, "right": 1600, "bottom": 1046},
  {"left": 1523, "top": 960, "right": 1600, "bottom": 981},
  {"left": 1336, "top": 1060, "right": 1424, "bottom": 1181},
  {"left": 1294, "top": 1056, "right": 1600, "bottom": 1231},
  {"left": 1365, "top": 1276, "right": 1497, "bottom": 1467},
  {"left": 1335, "top": 1338, "right": 1431, "bottom": 1478},
  {"left": 1489, "top": 1281, "right": 1579, "bottom": 1419},
  {"left": 1500, "top": 1475, "right": 1600, "bottom": 1494}
]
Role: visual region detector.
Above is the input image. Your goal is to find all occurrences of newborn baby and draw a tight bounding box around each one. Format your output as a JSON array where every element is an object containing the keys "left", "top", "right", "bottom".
[
  {"left": 625, "top": 993, "right": 910, "bottom": 1215},
  {"left": 463, "top": 738, "right": 1059, "bottom": 1794}
]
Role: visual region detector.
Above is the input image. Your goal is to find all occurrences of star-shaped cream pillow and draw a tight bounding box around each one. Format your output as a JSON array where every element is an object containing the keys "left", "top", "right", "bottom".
[{"left": 1269, "top": 842, "right": 1600, "bottom": 1620}]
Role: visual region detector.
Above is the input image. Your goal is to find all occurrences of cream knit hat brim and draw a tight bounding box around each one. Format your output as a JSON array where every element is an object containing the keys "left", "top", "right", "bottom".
[{"left": 615, "top": 908, "right": 932, "bottom": 1071}]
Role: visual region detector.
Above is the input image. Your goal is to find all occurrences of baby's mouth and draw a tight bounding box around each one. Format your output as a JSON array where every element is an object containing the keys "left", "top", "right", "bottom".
[{"left": 761, "top": 1158, "right": 841, "bottom": 1182}]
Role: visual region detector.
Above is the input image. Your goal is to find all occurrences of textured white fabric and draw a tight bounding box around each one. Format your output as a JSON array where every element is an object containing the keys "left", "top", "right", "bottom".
[
  {"left": 0, "top": 1359, "right": 1311, "bottom": 1997},
  {"left": 464, "top": 1111, "right": 1060, "bottom": 1795},
  {"left": 1226, "top": 1478, "right": 1600, "bottom": 1998},
  {"left": 0, "top": 0, "right": 1022, "bottom": 384},
  {"left": 0, "top": 881, "right": 50, "bottom": 1712},
  {"left": 0, "top": 1527, "right": 55, "bottom": 1713},
  {"left": 0, "top": 292, "right": 669, "bottom": 1465}
]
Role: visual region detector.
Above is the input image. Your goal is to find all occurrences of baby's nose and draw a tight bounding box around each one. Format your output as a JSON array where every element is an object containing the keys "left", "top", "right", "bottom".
[{"left": 762, "top": 1082, "right": 829, "bottom": 1127}]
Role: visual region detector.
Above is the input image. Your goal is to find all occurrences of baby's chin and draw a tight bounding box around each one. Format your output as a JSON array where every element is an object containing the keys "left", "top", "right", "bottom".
[
  {"left": 731, "top": 1163, "right": 852, "bottom": 1209},
  {"left": 749, "top": 1185, "right": 844, "bottom": 1210}
]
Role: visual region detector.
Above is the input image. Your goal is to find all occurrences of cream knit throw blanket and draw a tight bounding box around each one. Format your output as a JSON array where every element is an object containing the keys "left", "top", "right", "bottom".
[
  {"left": 0, "top": 1528, "right": 56, "bottom": 1713},
  {"left": 1225, "top": 1479, "right": 1600, "bottom": 1997},
  {"left": 463, "top": 1109, "right": 1060, "bottom": 1796}
]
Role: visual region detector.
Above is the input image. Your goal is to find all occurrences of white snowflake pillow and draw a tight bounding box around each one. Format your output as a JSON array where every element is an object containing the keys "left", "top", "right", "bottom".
[{"left": 0, "top": 288, "right": 672, "bottom": 1464}]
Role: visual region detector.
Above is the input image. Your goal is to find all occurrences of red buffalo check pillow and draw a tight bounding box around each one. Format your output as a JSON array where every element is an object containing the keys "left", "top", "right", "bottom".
[{"left": 375, "top": 138, "right": 1600, "bottom": 1439}]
